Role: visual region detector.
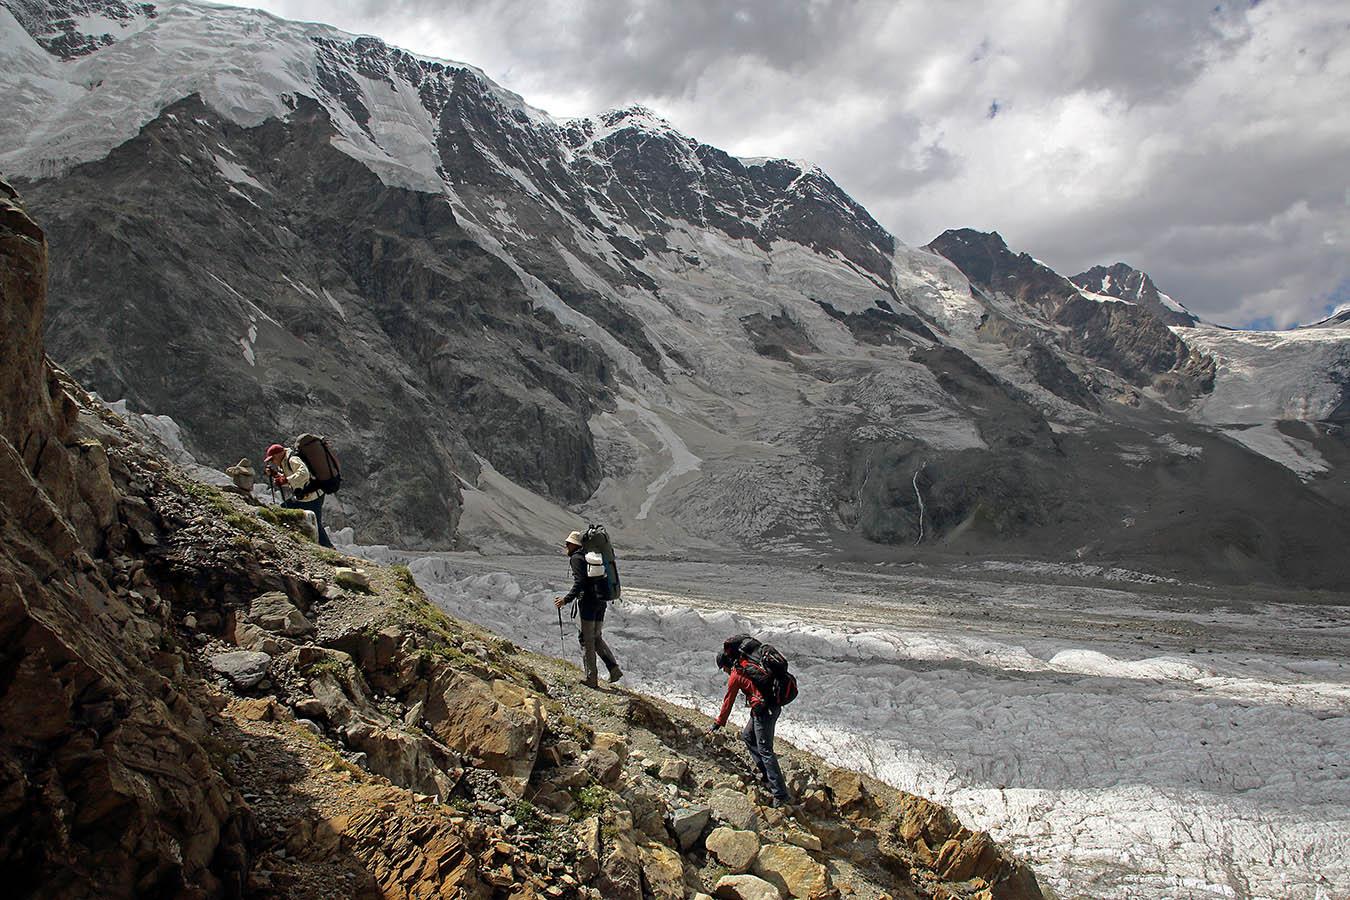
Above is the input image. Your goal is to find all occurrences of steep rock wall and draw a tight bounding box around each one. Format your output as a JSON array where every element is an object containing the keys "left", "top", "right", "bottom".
[{"left": 0, "top": 177, "right": 254, "bottom": 897}]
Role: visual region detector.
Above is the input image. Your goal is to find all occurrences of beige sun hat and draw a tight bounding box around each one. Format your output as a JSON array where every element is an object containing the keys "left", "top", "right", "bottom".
[{"left": 565, "top": 530, "right": 583, "bottom": 546}]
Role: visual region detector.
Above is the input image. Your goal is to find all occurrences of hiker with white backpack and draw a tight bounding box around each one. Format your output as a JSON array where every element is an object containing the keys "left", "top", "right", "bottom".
[{"left": 554, "top": 528, "right": 623, "bottom": 688}]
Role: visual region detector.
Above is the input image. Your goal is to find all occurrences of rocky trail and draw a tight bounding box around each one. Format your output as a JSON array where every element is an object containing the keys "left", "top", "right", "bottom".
[{"left": 167, "top": 476, "right": 1048, "bottom": 900}]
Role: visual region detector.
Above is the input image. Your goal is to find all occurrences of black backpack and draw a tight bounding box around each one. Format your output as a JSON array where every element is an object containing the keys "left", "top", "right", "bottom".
[
  {"left": 294, "top": 434, "right": 341, "bottom": 494},
  {"left": 579, "top": 523, "right": 621, "bottom": 601},
  {"left": 723, "top": 633, "right": 798, "bottom": 708}
]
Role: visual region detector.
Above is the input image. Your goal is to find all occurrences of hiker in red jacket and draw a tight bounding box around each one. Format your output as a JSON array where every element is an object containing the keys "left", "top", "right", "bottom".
[{"left": 708, "top": 650, "right": 791, "bottom": 807}]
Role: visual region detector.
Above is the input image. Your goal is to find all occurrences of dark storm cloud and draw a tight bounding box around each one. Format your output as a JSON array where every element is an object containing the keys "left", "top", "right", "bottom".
[{"left": 330, "top": 0, "right": 875, "bottom": 101}]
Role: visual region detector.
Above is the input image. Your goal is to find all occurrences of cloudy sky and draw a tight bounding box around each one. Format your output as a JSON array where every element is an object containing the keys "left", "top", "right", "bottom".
[{"left": 236, "top": 0, "right": 1349, "bottom": 329}]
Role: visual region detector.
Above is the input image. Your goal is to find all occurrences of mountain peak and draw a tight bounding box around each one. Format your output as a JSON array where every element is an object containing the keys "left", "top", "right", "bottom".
[{"left": 1071, "top": 262, "right": 1199, "bottom": 327}]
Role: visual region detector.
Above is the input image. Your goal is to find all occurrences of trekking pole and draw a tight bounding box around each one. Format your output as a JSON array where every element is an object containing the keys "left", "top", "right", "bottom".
[{"left": 557, "top": 605, "right": 565, "bottom": 650}]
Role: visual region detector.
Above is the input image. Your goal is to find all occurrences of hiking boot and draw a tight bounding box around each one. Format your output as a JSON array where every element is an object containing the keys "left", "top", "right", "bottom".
[
  {"left": 770, "top": 796, "right": 793, "bottom": 809},
  {"left": 607, "top": 666, "right": 623, "bottom": 683},
  {"left": 584, "top": 675, "right": 599, "bottom": 689}
]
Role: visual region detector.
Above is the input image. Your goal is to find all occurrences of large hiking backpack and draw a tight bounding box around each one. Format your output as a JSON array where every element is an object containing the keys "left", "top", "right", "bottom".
[
  {"left": 579, "top": 523, "right": 620, "bottom": 601},
  {"left": 724, "top": 633, "right": 798, "bottom": 708},
  {"left": 294, "top": 434, "right": 341, "bottom": 494}
]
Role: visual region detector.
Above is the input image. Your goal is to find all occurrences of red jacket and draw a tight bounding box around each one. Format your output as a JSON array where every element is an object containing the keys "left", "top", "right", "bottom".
[{"left": 715, "top": 668, "right": 766, "bottom": 726}]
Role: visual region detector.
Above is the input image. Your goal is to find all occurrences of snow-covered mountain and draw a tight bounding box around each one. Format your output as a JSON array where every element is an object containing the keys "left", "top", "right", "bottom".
[{"left": 3, "top": 0, "right": 1348, "bottom": 587}]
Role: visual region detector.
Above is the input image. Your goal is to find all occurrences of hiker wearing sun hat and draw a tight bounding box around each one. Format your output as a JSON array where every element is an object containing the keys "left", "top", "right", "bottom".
[{"left": 554, "top": 530, "right": 621, "bottom": 688}]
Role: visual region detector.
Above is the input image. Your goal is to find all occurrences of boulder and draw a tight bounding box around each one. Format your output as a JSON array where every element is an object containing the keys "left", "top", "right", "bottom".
[
  {"left": 710, "top": 788, "right": 760, "bottom": 832},
  {"left": 593, "top": 731, "right": 629, "bottom": 764},
  {"left": 575, "top": 816, "right": 602, "bottom": 882},
  {"left": 937, "top": 830, "right": 999, "bottom": 883},
  {"left": 424, "top": 669, "right": 544, "bottom": 796},
  {"left": 669, "top": 805, "right": 712, "bottom": 851},
  {"left": 600, "top": 814, "right": 643, "bottom": 900},
  {"left": 639, "top": 841, "right": 685, "bottom": 900},
  {"left": 546, "top": 764, "right": 590, "bottom": 791},
  {"left": 784, "top": 831, "right": 823, "bottom": 852},
  {"left": 340, "top": 720, "right": 461, "bottom": 800},
  {"left": 333, "top": 567, "right": 370, "bottom": 590},
  {"left": 714, "top": 874, "right": 782, "bottom": 900},
  {"left": 807, "top": 821, "right": 855, "bottom": 849},
  {"left": 234, "top": 698, "right": 276, "bottom": 721},
  {"left": 209, "top": 650, "right": 271, "bottom": 688},
  {"left": 583, "top": 747, "right": 624, "bottom": 785},
  {"left": 309, "top": 670, "right": 365, "bottom": 727},
  {"left": 753, "top": 843, "right": 836, "bottom": 900},
  {"left": 247, "top": 591, "right": 313, "bottom": 636},
  {"left": 824, "top": 770, "right": 874, "bottom": 816},
  {"left": 658, "top": 759, "right": 688, "bottom": 783},
  {"left": 706, "top": 826, "right": 759, "bottom": 873},
  {"left": 233, "top": 620, "right": 292, "bottom": 655}
]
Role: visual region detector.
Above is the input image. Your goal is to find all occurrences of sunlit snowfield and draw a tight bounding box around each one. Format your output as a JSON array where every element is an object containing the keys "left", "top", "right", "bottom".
[{"left": 353, "top": 547, "right": 1349, "bottom": 900}]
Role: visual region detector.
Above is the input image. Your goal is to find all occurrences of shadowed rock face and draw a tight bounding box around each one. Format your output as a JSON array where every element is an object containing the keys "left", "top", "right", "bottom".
[
  {"left": 927, "top": 230, "right": 1216, "bottom": 404},
  {"left": 1, "top": 177, "right": 254, "bottom": 898},
  {"left": 26, "top": 94, "right": 620, "bottom": 547}
]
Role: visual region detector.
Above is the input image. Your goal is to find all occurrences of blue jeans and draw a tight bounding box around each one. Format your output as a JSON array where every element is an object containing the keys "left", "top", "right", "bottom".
[
  {"left": 741, "top": 705, "right": 788, "bottom": 802},
  {"left": 283, "top": 495, "right": 332, "bottom": 547}
]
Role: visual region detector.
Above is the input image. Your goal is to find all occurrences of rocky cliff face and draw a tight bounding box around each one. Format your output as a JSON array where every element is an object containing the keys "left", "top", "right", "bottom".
[
  {"left": 1, "top": 176, "right": 255, "bottom": 896},
  {"left": 1070, "top": 262, "right": 1200, "bottom": 328},
  {"left": 926, "top": 230, "right": 1214, "bottom": 405},
  {"left": 1, "top": 176, "right": 1044, "bottom": 900}
]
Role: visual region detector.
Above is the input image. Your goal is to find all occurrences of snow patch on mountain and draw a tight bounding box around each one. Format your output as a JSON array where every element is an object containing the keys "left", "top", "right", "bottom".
[
  {"left": 0, "top": 0, "right": 495, "bottom": 190},
  {"left": 1174, "top": 323, "right": 1349, "bottom": 473}
]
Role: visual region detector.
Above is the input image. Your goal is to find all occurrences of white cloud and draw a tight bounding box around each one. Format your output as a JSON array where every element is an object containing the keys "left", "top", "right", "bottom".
[{"left": 235, "top": 0, "right": 1350, "bottom": 328}]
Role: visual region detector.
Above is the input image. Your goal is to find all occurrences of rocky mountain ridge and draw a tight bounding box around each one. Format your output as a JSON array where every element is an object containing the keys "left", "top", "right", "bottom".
[
  {"left": 3, "top": 0, "right": 1349, "bottom": 587},
  {"left": 2, "top": 175, "right": 1044, "bottom": 899}
]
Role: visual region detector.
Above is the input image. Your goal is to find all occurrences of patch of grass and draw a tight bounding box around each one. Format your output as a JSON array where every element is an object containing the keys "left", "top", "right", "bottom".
[
  {"left": 334, "top": 570, "right": 375, "bottom": 594},
  {"left": 302, "top": 658, "right": 345, "bottom": 680},
  {"left": 186, "top": 482, "right": 237, "bottom": 517},
  {"left": 224, "top": 511, "right": 265, "bottom": 536},
  {"left": 391, "top": 565, "right": 418, "bottom": 594},
  {"left": 313, "top": 547, "right": 348, "bottom": 565},
  {"left": 257, "top": 505, "right": 311, "bottom": 535},
  {"left": 184, "top": 482, "right": 216, "bottom": 501},
  {"left": 569, "top": 784, "right": 611, "bottom": 822},
  {"left": 398, "top": 597, "right": 459, "bottom": 640},
  {"left": 512, "top": 799, "right": 547, "bottom": 833}
]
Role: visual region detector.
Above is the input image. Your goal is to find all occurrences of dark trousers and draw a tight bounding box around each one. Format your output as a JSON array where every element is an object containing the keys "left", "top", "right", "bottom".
[
  {"left": 577, "top": 616, "right": 618, "bottom": 685},
  {"left": 741, "top": 706, "right": 788, "bottom": 802},
  {"left": 282, "top": 495, "right": 332, "bottom": 547}
]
